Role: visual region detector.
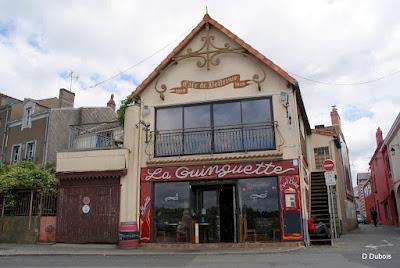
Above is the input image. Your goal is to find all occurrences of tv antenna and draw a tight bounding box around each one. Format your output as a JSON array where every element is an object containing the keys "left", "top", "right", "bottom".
[{"left": 69, "top": 71, "right": 79, "bottom": 91}]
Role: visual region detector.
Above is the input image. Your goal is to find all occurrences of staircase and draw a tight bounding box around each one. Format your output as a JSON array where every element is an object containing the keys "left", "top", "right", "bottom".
[{"left": 310, "top": 171, "right": 332, "bottom": 245}]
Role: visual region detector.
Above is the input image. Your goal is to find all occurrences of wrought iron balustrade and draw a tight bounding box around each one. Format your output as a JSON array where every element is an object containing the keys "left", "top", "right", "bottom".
[{"left": 155, "top": 123, "right": 275, "bottom": 157}]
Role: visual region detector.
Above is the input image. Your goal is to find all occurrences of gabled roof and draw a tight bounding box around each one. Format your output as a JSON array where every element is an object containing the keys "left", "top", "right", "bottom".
[
  {"left": 128, "top": 14, "right": 311, "bottom": 134},
  {"left": 128, "top": 13, "right": 297, "bottom": 99}
]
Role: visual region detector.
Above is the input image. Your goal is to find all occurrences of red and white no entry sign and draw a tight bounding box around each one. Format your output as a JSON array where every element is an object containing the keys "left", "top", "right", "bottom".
[{"left": 323, "top": 159, "right": 335, "bottom": 171}]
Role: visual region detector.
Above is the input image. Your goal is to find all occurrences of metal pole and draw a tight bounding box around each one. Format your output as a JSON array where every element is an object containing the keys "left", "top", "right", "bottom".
[
  {"left": 330, "top": 186, "right": 337, "bottom": 239},
  {"left": 327, "top": 185, "right": 333, "bottom": 239},
  {"left": 328, "top": 186, "right": 334, "bottom": 239}
]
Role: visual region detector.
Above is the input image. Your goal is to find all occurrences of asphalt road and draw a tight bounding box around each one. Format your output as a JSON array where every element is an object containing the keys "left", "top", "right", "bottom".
[{"left": 0, "top": 224, "right": 399, "bottom": 268}]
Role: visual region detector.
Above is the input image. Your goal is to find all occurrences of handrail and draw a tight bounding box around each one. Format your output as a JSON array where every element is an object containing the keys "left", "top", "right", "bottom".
[{"left": 155, "top": 122, "right": 275, "bottom": 157}]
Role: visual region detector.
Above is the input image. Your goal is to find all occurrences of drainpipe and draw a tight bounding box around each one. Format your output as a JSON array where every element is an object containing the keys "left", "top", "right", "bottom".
[
  {"left": 1, "top": 106, "right": 10, "bottom": 163},
  {"left": 42, "top": 112, "right": 50, "bottom": 167}
]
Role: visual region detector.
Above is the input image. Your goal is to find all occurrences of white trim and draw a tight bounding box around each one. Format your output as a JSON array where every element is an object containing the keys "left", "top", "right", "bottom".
[
  {"left": 25, "top": 140, "right": 36, "bottom": 161},
  {"left": 7, "top": 112, "right": 49, "bottom": 128},
  {"left": 10, "top": 143, "right": 22, "bottom": 163}
]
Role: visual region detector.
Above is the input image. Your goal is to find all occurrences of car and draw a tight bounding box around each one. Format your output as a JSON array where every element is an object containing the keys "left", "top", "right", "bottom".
[{"left": 357, "top": 213, "right": 367, "bottom": 224}]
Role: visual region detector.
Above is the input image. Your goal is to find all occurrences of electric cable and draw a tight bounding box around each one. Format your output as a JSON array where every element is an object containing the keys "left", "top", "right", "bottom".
[
  {"left": 82, "top": 23, "right": 197, "bottom": 90},
  {"left": 290, "top": 69, "right": 400, "bottom": 86}
]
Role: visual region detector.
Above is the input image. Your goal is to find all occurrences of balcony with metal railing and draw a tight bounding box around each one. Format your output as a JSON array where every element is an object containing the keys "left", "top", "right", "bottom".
[
  {"left": 69, "top": 121, "right": 123, "bottom": 151},
  {"left": 154, "top": 122, "right": 275, "bottom": 157}
]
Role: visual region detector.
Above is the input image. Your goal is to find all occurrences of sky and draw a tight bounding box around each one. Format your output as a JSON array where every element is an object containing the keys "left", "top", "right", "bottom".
[{"left": 0, "top": 0, "right": 399, "bottom": 185}]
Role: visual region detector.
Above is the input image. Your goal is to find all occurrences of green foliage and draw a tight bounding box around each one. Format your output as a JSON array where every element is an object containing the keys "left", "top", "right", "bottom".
[
  {"left": 45, "top": 161, "right": 56, "bottom": 175},
  {"left": 117, "top": 97, "right": 134, "bottom": 126},
  {"left": 0, "top": 162, "right": 58, "bottom": 194}
]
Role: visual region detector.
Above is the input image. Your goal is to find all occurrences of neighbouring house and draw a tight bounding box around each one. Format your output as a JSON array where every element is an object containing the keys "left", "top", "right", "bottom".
[
  {"left": 356, "top": 172, "right": 372, "bottom": 218},
  {"left": 361, "top": 176, "right": 375, "bottom": 223},
  {"left": 309, "top": 107, "right": 357, "bottom": 236},
  {"left": 4, "top": 88, "right": 117, "bottom": 167},
  {"left": 354, "top": 186, "right": 361, "bottom": 214},
  {"left": 55, "top": 120, "right": 127, "bottom": 243},
  {"left": 382, "top": 113, "right": 400, "bottom": 225},
  {"left": 369, "top": 126, "right": 399, "bottom": 226},
  {"left": 0, "top": 89, "right": 119, "bottom": 243}
]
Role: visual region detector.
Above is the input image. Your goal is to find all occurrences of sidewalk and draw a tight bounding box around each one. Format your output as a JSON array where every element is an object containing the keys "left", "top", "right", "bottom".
[{"left": 0, "top": 243, "right": 304, "bottom": 256}]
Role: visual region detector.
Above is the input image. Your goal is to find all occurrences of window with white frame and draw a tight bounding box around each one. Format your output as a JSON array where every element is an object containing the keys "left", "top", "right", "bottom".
[
  {"left": 11, "top": 144, "right": 21, "bottom": 163},
  {"left": 22, "top": 102, "right": 34, "bottom": 129},
  {"left": 25, "top": 141, "right": 36, "bottom": 161}
]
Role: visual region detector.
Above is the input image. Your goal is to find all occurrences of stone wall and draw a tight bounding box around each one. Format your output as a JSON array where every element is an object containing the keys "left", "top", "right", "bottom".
[{"left": 0, "top": 216, "right": 39, "bottom": 243}]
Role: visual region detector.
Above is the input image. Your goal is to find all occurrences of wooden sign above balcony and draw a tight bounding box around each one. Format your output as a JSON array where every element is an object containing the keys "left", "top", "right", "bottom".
[{"left": 169, "top": 74, "right": 251, "bottom": 94}]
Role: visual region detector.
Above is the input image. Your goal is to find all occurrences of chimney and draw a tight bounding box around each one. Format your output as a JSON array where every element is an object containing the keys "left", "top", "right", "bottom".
[
  {"left": 330, "top": 105, "right": 341, "bottom": 133},
  {"left": 107, "top": 94, "right": 116, "bottom": 111},
  {"left": 58, "top": 88, "right": 75, "bottom": 108},
  {"left": 376, "top": 127, "right": 383, "bottom": 146}
]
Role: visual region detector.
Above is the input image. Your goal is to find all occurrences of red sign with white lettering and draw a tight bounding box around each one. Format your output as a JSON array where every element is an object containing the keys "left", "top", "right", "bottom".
[
  {"left": 140, "top": 160, "right": 299, "bottom": 182},
  {"left": 323, "top": 159, "right": 335, "bottom": 171},
  {"left": 138, "top": 160, "right": 299, "bottom": 242}
]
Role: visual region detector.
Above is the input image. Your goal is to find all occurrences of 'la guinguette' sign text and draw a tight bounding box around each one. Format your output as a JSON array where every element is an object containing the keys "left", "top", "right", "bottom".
[{"left": 141, "top": 161, "right": 298, "bottom": 182}]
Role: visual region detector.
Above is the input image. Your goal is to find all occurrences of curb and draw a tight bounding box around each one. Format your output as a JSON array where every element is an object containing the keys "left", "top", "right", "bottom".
[{"left": 0, "top": 246, "right": 305, "bottom": 257}]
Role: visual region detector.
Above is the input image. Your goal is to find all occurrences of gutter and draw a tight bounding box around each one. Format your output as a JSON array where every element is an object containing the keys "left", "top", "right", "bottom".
[
  {"left": 293, "top": 83, "right": 311, "bottom": 135},
  {"left": 42, "top": 112, "right": 50, "bottom": 167},
  {"left": 1, "top": 106, "right": 10, "bottom": 162}
]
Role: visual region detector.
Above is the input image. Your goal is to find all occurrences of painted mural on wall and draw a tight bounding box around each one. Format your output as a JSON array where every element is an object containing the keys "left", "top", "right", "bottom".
[{"left": 139, "top": 182, "right": 152, "bottom": 241}]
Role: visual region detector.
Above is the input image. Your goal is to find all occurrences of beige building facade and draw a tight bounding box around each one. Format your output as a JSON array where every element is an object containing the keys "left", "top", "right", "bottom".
[
  {"left": 384, "top": 113, "right": 400, "bottom": 225},
  {"left": 309, "top": 108, "right": 357, "bottom": 234},
  {"left": 120, "top": 14, "right": 311, "bottom": 244},
  {"left": 55, "top": 14, "right": 358, "bottom": 245}
]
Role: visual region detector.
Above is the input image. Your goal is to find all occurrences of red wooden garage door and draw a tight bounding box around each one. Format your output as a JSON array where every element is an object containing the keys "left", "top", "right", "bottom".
[{"left": 56, "top": 177, "right": 120, "bottom": 243}]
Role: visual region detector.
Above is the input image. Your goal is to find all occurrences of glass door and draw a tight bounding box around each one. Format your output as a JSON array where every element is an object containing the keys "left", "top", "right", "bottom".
[{"left": 196, "top": 189, "right": 220, "bottom": 243}]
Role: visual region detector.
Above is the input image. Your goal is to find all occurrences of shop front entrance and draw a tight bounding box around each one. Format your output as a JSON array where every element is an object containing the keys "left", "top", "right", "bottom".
[
  {"left": 142, "top": 160, "right": 302, "bottom": 244},
  {"left": 193, "top": 185, "right": 236, "bottom": 243}
]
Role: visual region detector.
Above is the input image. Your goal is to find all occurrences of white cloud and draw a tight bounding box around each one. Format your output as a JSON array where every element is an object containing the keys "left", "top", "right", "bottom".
[{"left": 0, "top": 0, "right": 399, "bottom": 185}]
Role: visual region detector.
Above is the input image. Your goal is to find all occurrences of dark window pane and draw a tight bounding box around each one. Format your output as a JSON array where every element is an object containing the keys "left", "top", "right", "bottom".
[
  {"left": 238, "top": 178, "right": 280, "bottom": 242},
  {"left": 213, "top": 102, "right": 242, "bottom": 152},
  {"left": 156, "top": 107, "right": 183, "bottom": 156},
  {"left": 155, "top": 98, "right": 275, "bottom": 156},
  {"left": 242, "top": 99, "right": 274, "bottom": 150},
  {"left": 242, "top": 99, "right": 272, "bottom": 124},
  {"left": 184, "top": 105, "right": 210, "bottom": 129},
  {"left": 201, "top": 190, "right": 220, "bottom": 242},
  {"left": 184, "top": 105, "right": 211, "bottom": 154},
  {"left": 154, "top": 182, "right": 191, "bottom": 243},
  {"left": 156, "top": 107, "right": 182, "bottom": 130},
  {"left": 213, "top": 102, "right": 241, "bottom": 126}
]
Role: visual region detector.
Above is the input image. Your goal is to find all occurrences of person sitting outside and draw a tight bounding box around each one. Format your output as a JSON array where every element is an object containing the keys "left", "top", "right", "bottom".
[{"left": 308, "top": 215, "right": 329, "bottom": 236}]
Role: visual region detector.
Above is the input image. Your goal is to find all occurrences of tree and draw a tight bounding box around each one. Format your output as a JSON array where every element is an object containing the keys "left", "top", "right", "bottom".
[
  {"left": 117, "top": 97, "right": 134, "bottom": 126},
  {"left": 0, "top": 162, "right": 57, "bottom": 194}
]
